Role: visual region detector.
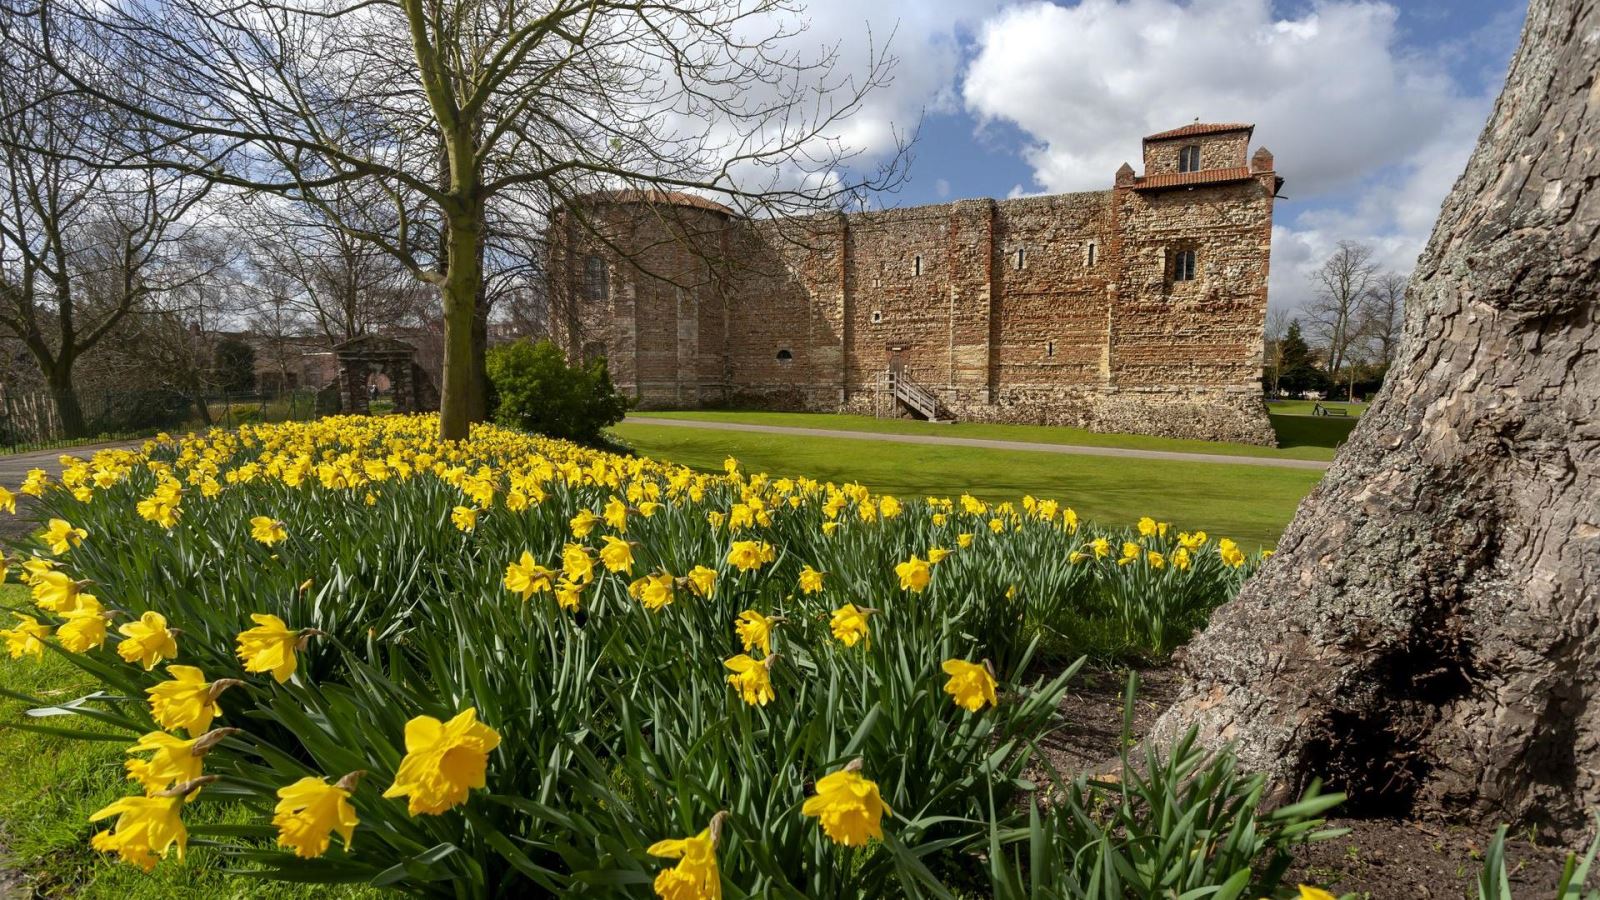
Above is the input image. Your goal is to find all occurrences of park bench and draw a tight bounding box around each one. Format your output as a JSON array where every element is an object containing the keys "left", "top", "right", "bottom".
[{"left": 1313, "top": 403, "right": 1351, "bottom": 417}]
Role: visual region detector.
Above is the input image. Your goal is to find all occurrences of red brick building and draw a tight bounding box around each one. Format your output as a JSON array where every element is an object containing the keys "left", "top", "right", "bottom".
[{"left": 549, "top": 123, "right": 1281, "bottom": 444}]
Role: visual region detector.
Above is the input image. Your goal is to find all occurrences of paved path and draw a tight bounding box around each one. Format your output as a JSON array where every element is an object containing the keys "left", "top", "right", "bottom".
[
  {"left": 0, "top": 439, "right": 147, "bottom": 484},
  {"left": 624, "top": 417, "right": 1332, "bottom": 471}
]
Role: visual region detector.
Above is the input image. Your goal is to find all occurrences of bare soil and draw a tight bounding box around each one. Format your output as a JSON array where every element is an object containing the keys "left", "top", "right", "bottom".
[{"left": 1043, "top": 663, "right": 1576, "bottom": 899}]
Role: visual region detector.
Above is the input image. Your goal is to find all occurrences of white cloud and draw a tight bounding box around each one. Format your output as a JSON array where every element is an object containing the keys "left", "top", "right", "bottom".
[{"left": 960, "top": 0, "right": 1500, "bottom": 312}]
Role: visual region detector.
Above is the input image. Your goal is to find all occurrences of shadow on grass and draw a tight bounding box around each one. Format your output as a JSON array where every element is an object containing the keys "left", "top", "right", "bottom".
[{"left": 1270, "top": 414, "right": 1357, "bottom": 451}]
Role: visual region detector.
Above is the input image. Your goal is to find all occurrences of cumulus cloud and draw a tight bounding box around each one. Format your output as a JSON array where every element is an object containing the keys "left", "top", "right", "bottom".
[{"left": 959, "top": 0, "right": 1502, "bottom": 311}]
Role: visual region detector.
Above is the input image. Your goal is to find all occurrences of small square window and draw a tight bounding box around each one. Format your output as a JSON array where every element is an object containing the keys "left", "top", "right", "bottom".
[{"left": 870, "top": 310, "right": 884, "bottom": 324}]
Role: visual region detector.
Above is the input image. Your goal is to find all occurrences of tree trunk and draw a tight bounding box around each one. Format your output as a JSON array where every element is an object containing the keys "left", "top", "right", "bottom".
[
  {"left": 1147, "top": 0, "right": 1599, "bottom": 836},
  {"left": 438, "top": 209, "right": 482, "bottom": 441},
  {"left": 45, "top": 364, "right": 88, "bottom": 439}
]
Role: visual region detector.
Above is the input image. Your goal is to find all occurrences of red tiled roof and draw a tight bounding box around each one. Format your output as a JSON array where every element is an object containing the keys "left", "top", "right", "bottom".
[
  {"left": 1131, "top": 167, "right": 1255, "bottom": 190},
  {"left": 1143, "top": 122, "right": 1253, "bottom": 141},
  {"left": 579, "top": 189, "right": 735, "bottom": 216}
]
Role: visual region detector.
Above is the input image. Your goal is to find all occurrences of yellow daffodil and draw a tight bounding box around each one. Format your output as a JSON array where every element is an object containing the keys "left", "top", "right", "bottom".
[
  {"left": 599, "top": 535, "right": 635, "bottom": 573},
  {"left": 734, "top": 610, "right": 776, "bottom": 655},
  {"left": 1, "top": 613, "right": 50, "bottom": 659},
  {"left": 797, "top": 566, "right": 824, "bottom": 594},
  {"left": 829, "top": 604, "right": 871, "bottom": 648},
  {"left": 0, "top": 485, "right": 14, "bottom": 514},
  {"left": 124, "top": 730, "right": 231, "bottom": 795},
  {"left": 604, "top": 496, "right": 628, "bottom": 531},
  {"left": 450, "top": 505, "right": 479, "bottom": 533},
  {"left": 1137, "top": 516, "right": 1158, "bottom": 537},
  {"left": 89, "top": 793, "right": 190, "bottom": 871},
  {"left": 1090, "top": 537, "right": 1110, "bottom": 558},
  {"left": 381, "top": 707, "right": 501, "bottom": 815},
  {"left": 30, "top": 569, "right": 83, "bottom": 612},
  {"left": 648, "top": 818, "right": 723, "bottom": 900},
  {"left": 726, "top": 540, "right": 775, "bottom": 572},
  {"left": 504, "top": 551, "right": 556, "bottom": 600},
  {"left": 43, "top": 518, "right": 87, "bottom": 555},
  {"left": 926, "top": 547, "right": 951, "bottom": 564},
  {"left": 117, "top": 611, "right": 179, "bottom": 670},
  {"left": 569, "top": 509, "right": 600, "bottom": 537},
  {"left": 562, "top": 543, "right": 595, "bottom": 584},
  {"left": 1117, "top": 542, "right": 1141, "bottom": 566},
  {"left": 821, "top": 521, "right": 840, "bottom": 536},
  {"left": 249, "top": 516, "right": 287, "bottom": 546},
  {"left": 554, "top": 578, "right": 583, "bottom": 612},
  {"left": 274, "top": 774, "right": 360, "bottom": 858},
  {"left": 802, "top": 764, "right": 888, "bottom": 847},
  {"left": 236, "top": 613, "right": 301, "bottom": 683},
  {"left": 956, "top": 533, "right": 973, "bottom": 548},
  {"left": 894, "top": 555, "right": 931, "bottom": 592},
  {"left": 1172, "top": 547, "right": 1192, "bottom": 570},
  {"left": 1218, "top": 538, "right": 1246, "bottom": 568},
  {"left": 1298, "top": 888, "right": 1336, "bottom": 900},
  {"left": 147, "top": 666, "right": 234, "bottom": 735},
  {"left": 1147, "top": 550, "right": 1165, "bottom": 569},
  {"left": 59, "top": 600, "right": 109, "bottom": 653},
  {"left": 723, "top": 654, "right": 775, "bottom": 706},
  {"left": 686, "top": 565, "right": 717, "bottom": 598},
  {"left": 941, "top": 658, "right": 998, "bottom": 712},
  {"left": 629, "top": 572, "right": 676, "bottom": 611}
]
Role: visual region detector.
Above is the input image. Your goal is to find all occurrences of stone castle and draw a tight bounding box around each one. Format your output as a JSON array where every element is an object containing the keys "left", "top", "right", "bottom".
[{"left": 548, "top": 122, "right": 1282, "bottom": 444}]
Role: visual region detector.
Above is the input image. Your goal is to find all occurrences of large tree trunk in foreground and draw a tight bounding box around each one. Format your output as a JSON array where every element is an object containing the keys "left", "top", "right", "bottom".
[{"left": 1148, "top": 0, "right": 1599, "bottom": 834}]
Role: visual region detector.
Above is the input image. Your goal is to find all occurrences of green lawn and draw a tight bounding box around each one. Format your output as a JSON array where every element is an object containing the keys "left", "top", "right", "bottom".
[
  {"left": 612, "top": 423, "right": 1321, "bottom": 551},
  {"left": 628, "top": 408, "right": 1351, "bottom": 461},
  {"left": 0, "top": 583, "right": 372, "bottom": 898},
  {"left": 1265, "top": 399, "right": 1367, "bottom": 417}
]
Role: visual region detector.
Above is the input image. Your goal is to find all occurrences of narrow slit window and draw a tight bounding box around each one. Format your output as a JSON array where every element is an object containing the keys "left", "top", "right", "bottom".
[
  {"left": 1086, "top": 241, "right": 1097, "bottom": 267},
  {"left": 1172, "top": 249, "right": 1198, "bottom": 282},
  {"left": 583, "top": 255, "right": 608, "bottom": 301},
  {"left": 1014, "top": 247, "right": 1026, "bottom": 270},
  {"left": 1046, "top": 340, "right": 1055, "bottom": 358},
  {"left": 913, "top": 255, "right": 922, "bottom": 276}
]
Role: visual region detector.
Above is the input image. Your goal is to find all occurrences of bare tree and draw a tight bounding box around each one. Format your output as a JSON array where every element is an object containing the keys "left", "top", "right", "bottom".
[
  {"left": 1262, "top": 306, "right": 1291, "bottom": 397},
  {"left": 1304, "top": 240, "right": 1377, "bottom": 381},
  {"left": 1362, "top": 270, "right": 1406, "bottom": 369},
  {"left": 5, "top": 0, "right": 907, "bottom": 438},
  {"left": 0, "top": 33, "right": 211, "bottom": 436},
  {"left": 1149, "top": 0, "right": 1600, "bottom": 836},
  {"left": 245, "top": 196, "right": 429, "bottom": 348}
]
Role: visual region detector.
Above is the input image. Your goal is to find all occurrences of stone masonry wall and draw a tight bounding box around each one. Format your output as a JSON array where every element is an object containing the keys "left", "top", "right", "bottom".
[{"left": 548, "top": 128, "right": 1280, "bottom": 445}]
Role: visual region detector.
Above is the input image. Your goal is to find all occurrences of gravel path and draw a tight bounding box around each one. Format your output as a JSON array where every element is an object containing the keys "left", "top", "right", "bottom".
[{"left": 624, "top": 417, "right": 1332, "bottom": 471}]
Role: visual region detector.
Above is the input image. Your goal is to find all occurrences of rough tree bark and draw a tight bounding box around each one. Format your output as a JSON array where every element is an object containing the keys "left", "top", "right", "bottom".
[{"left": 1148, "top": 0, "right": 1599, "bottom": 834}]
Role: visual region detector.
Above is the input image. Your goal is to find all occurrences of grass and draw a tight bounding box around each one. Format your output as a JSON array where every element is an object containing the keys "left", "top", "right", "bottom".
[
  {"left": 0, "top": 583, "right": 373, "bottom": 898},
  {"left": 628, "top": 408, "right": 1353, "bottom": 461},
  {"left": 611, "top": 422, "right": 1321, "bottom": 550},
  {"left": 1265, "top": 399, "right": 1368, "bottom": 417}
]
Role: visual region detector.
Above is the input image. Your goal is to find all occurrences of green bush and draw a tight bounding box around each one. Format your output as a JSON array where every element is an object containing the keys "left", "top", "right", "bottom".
[{"left": 487, "top": 339, "right": 630, "bottom": 444}]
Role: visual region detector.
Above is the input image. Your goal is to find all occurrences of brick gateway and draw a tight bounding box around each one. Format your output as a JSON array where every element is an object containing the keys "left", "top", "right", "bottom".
[{"left": 549, "top": 123, "right": 1281, "bottom": 445}]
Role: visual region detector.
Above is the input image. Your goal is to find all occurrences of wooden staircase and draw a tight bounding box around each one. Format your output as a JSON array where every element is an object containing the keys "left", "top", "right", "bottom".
[{"left": 885, "top": 370, "right": 947, "bottom": 422}]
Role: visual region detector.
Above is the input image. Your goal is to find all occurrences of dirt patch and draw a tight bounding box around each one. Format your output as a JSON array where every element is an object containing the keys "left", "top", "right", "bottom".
[{"left": 1040, "top": 662, "right": 1578, "bottom": 899}]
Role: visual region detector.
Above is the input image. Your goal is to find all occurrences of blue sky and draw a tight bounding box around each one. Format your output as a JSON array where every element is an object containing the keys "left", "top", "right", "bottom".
[{"left": 800, "top": 0, "right": 1527, "bottom": 311}]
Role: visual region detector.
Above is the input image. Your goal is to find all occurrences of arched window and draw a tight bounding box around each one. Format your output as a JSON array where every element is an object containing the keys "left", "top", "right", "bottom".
[
  {"left": 1178, "top": 145, "right": 1202, "bottom": 173},
  {"left": 775, "top": 348, "right": 793, "bottom": 362}
]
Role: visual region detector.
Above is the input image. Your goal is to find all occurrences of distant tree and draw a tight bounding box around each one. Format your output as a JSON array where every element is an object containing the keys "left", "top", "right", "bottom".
[
  {"left": 1276, "top": 321, "right": 1327, "bottom": 396},
  {"left": 213, "top": 338, "right": 257, "bottom": 393},
  {"left": 1262, "top": 307, "right": 1291, "bottom": 395},
  {"left": 0, "top": 23, "right": 211, "bottom": 436},
  {"left": 1362, "top": 271, "right": 1407, "bottom": 369},
  {"left": 8, "top": 0, "right": 907, "bottom": 440},
  {"left": 1305, "top": 241, "right": 1378, "bottom": 381}
]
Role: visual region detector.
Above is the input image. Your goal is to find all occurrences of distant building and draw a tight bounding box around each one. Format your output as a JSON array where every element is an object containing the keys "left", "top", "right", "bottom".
[{"left": 547, "top": 123, "right": 1282, "bottom": 445}]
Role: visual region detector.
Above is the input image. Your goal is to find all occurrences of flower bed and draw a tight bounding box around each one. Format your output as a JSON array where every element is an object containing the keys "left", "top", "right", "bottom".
[{"left": 0, "top": 415, "right": 1321, "bottom": 897}]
